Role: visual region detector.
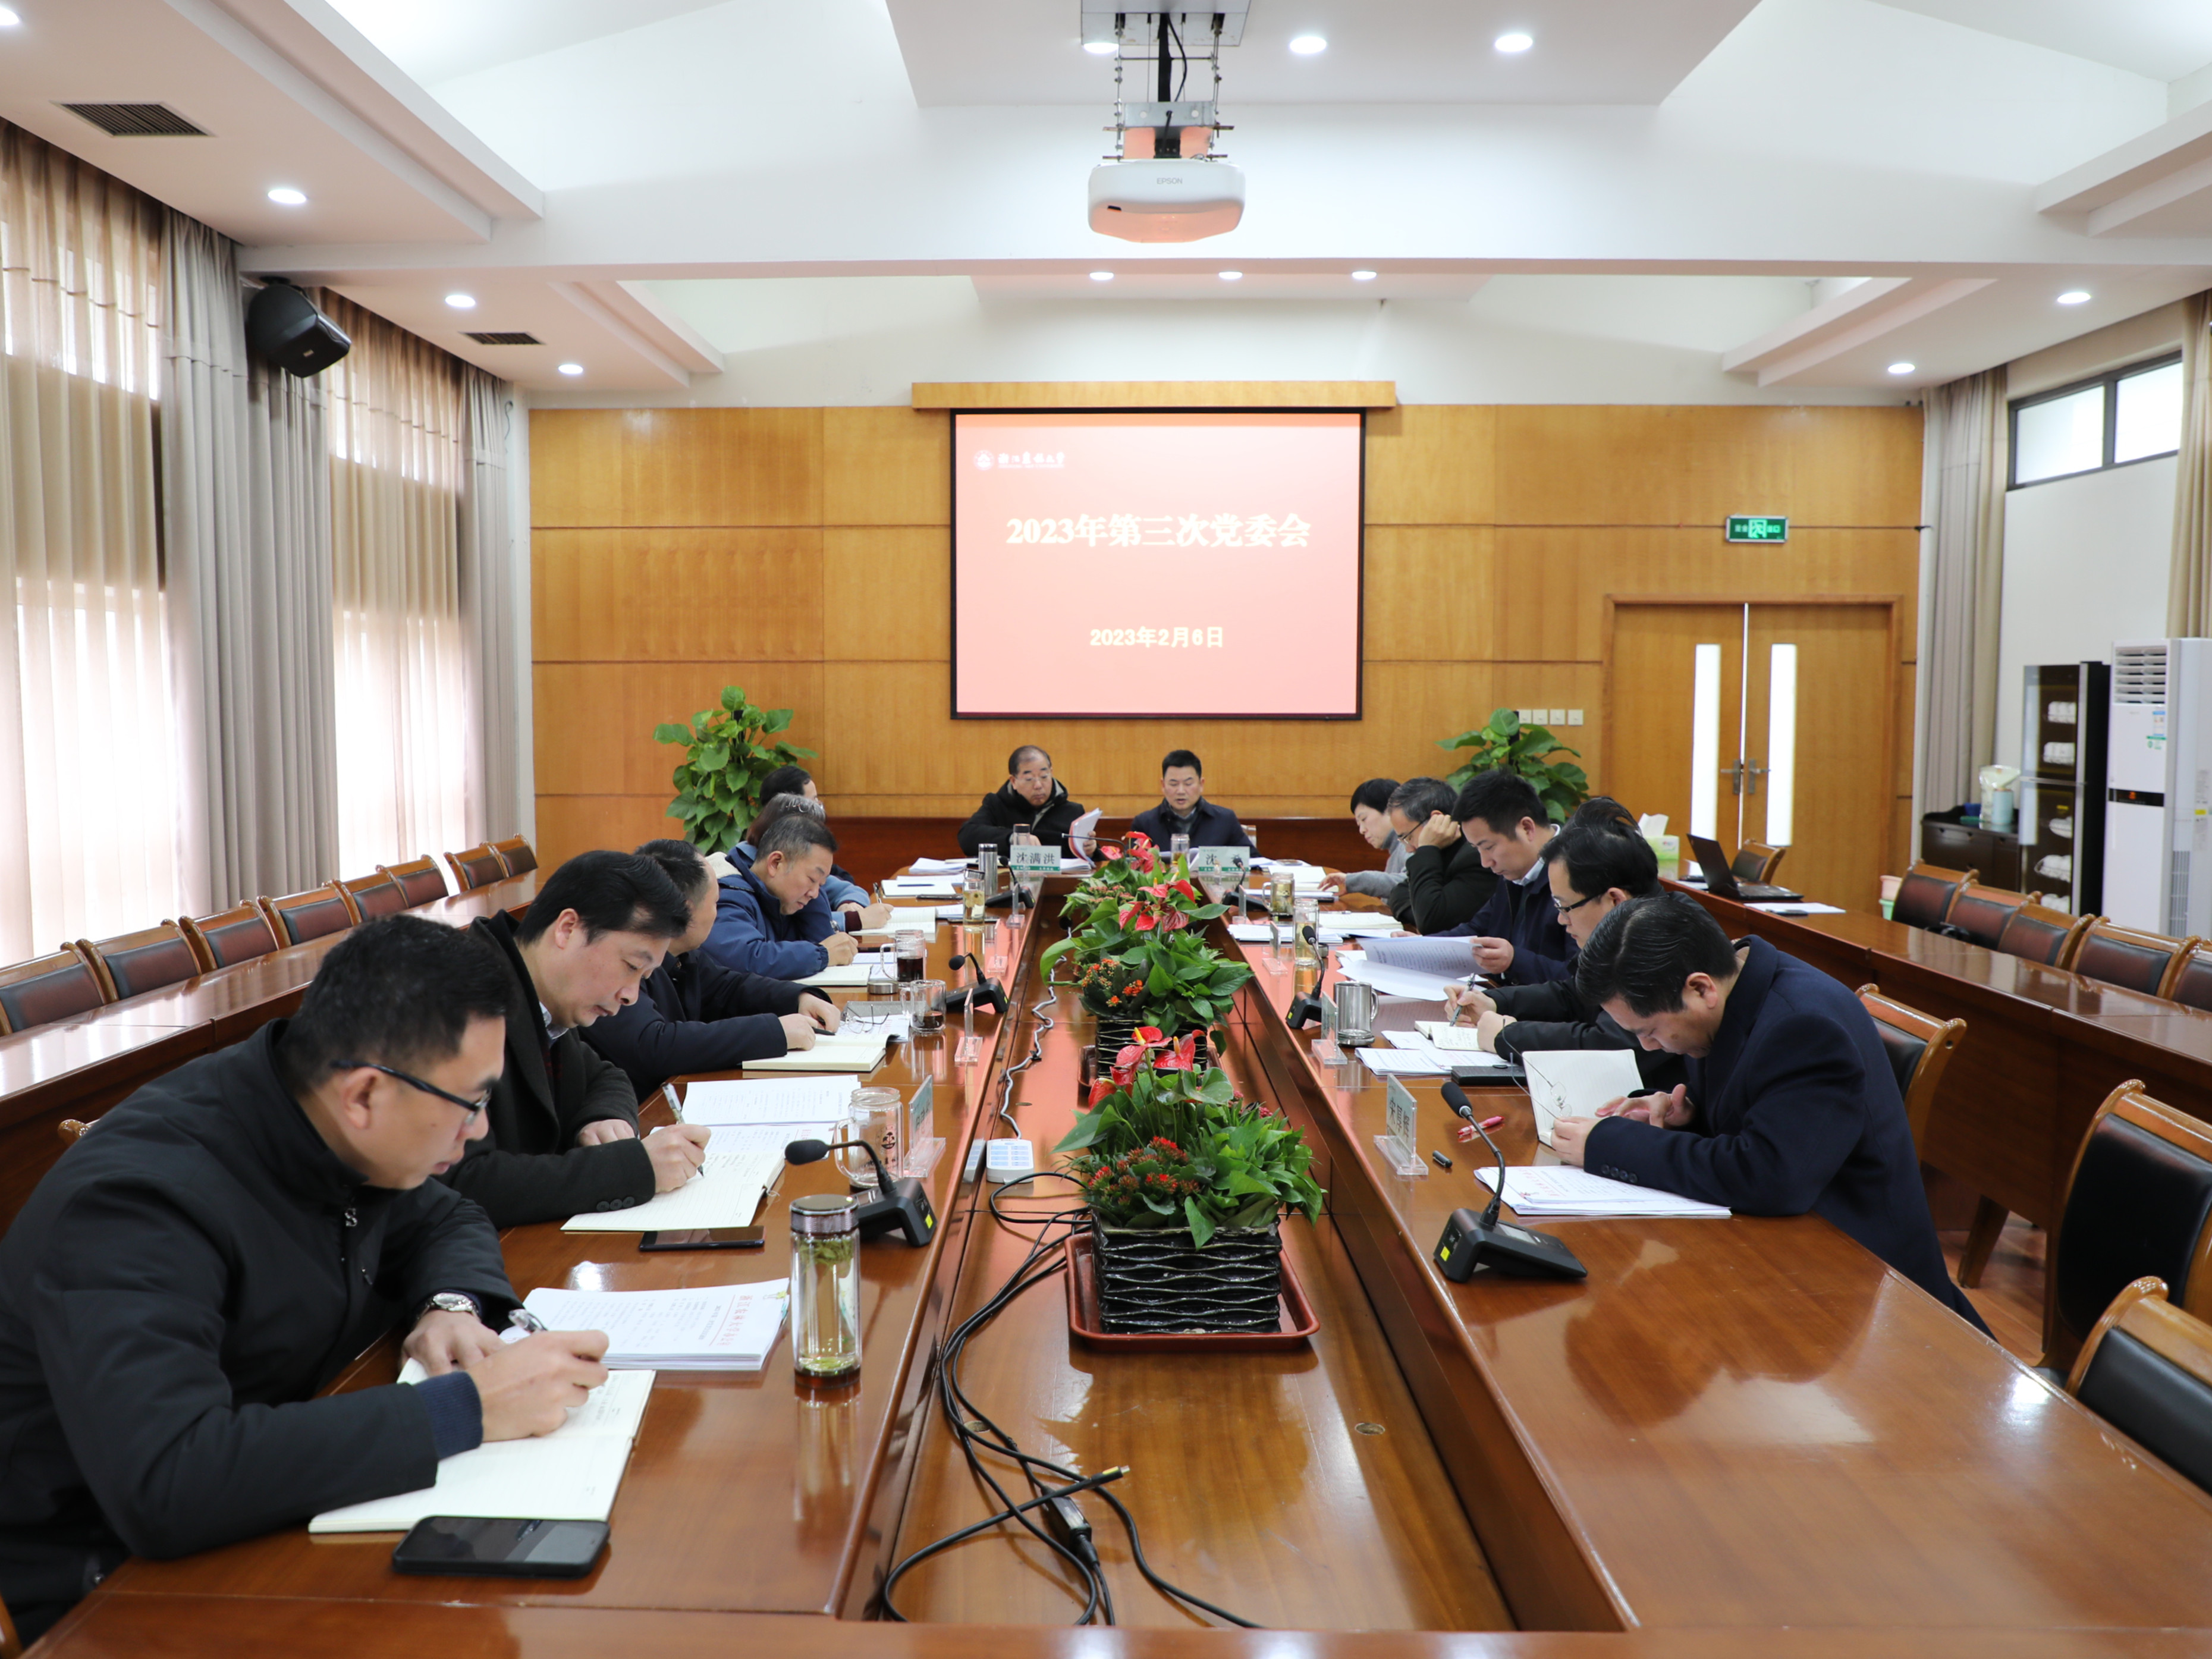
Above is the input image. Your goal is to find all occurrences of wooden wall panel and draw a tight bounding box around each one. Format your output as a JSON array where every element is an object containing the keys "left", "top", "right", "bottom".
[
  {"left": 533, "top": 529, "right": 825, "bottom": 662},
  {"left": 530, "top": 403, "right": 1921, "bottom": 875}
]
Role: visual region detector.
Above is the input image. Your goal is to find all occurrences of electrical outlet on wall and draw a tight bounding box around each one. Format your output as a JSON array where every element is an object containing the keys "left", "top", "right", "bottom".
[{"left": 1567, "top": 709, "right": 1584, "bottom": 726}]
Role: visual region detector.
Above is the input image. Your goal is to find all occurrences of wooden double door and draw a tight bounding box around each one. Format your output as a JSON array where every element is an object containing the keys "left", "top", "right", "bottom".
[{"left": 1605, "top": 599, "right": 1900, "bottom": 912}]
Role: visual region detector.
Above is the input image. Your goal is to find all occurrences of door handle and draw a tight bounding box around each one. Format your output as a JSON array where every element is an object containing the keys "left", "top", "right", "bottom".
[
  {"left": 1724, "top": 761, "right": 1745, "bottom": 796},
  {"left": 1743, "top": 760, "right": 1768, "bottom": 797}
]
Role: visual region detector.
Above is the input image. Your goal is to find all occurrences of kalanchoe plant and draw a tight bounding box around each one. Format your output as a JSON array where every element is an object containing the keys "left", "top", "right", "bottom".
[
  {"left": 1058, "top": 1032, "right": 1325, "bottom": 1247},
  {"left": 1073, "top": 954, "right": 1148, "bottom": 1019}
]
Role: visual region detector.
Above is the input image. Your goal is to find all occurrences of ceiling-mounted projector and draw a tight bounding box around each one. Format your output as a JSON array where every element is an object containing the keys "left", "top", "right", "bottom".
[{"left": 1086, "top": 7, "right": 1245, "bottom": 243}]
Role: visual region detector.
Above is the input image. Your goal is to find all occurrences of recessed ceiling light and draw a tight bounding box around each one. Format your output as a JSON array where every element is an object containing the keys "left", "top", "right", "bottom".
[
  {"left": 1350, "top": 269, "right": 1378, "bottom": 281},
  {"left": 2057, "top": 289, "right": 2091, "bottom": 305},
  {"left": 1089, "top": 270, "right": 1114, "bottom": 282},
  {"left": 1083, "top": 39, "right": 1117, "bottom": 55},
  {"left": 1218, "top": 270, "right": 1243, "bottom": 281},
  {"left": 1494, "top": 31, "right": 1533, "bottom": 53},
  {"left": 444, "top": 293, "right": 477, "bottom": 310},
  {"left": 265, "top": 186, "right": 306, "bottom": 206},
  {"left": 1290, "top": 34, "right": 1327, "bottom": 55},
  {"left": 1888, "top": 362, "right": 1916, "bottom": 376},
  {"left": 0, "top": 8, "right": 22, "bottom": 26},
  {"left": 558, "top": 362, "right": 585, "bottom": 376}
]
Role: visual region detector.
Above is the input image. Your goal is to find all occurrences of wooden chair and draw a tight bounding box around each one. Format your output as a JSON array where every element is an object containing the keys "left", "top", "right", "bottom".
[
  {"left": 76, "top": 921, "right": 202, "bottom": 1001},
  {"left": 2162, "top": 943, "right": 2212, "bottom": 1011},
  {"left": 1854, "top": 985, "right": 1967, "bottom": 1151},
  {"left": 492, "top": 834, "right": 538, "bottom": 875},
  {"left": 259, "top": 884, "right": 356, "bottom": 948},
  {"left": 1994, "top": 901, "right": 2094, "bottom": 970},
  {"left": 379, "top": 855, "right": 450, "bottom": 907},
  {"left": 180, "top": 902, "right": 281, "bottom": 972},
  {"left": 56, "top": 1118, "right": 92, "bottom": 1144},
  {"left": 1893, "top": 862, "right": 1977, "bottom": 931},
  {"left": 2072, "top": 920, "right": 2202, "bottom": 998},
  {"left": 1732, "top": 841, "right": 1787, "bottom": 885},
  {"left": 2040, "top": 1080, "right": 2212, "bottom": 1374},
  {"left": 446, "top": 843, "right": 511, "bottom": 891},
  {"left": 335, "top": 871, "right": 407, "bottom": 924},
  {"left": 1943, "top": 884, "right": 2037, "bottom": 951},
  {"left": 0, "top": 945, "right": 108, "bottom": 1035},
  {"left": 2068, "top": 1277, "right": 2212, "bottom": 1498}
]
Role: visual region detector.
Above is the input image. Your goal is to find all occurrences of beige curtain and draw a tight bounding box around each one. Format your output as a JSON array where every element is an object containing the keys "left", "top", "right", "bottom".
[
  {"left": 322, "top": 294, "right": 469, "bottom": 875},
  {"left": 0, "top": 124, "right": 172, "bottom": 960},
  {"left": 2170, "top": 292, "right": 2212, "bottom": 634},
  {"left": 1916, "top": 367, "right": 2009, "bottom": 828},
  {"left": 458, "top": 366, "right": 527, "bottom": 844}
]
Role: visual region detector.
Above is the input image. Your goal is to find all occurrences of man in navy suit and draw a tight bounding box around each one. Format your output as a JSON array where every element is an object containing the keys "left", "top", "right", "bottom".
[
  {"left": 1553, "top": 894, "right": 1987, "bottom": 1329},
  {"left": 1130, "top": 749, "right": 1249, "bottom": 850}
]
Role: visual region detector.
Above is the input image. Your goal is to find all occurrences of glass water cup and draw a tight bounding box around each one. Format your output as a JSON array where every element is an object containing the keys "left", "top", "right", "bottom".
[
  {"left": 895, "top": 932, "right": 928, "bottom": 984},
  {"left": 866, "top": 962, "right": 897, "bottom": 1004},
  {"left": 1171, "top": 832, "right": 1191, "bottom": 858},
  {"left": 906, "top": 977, "right": 946, "bottom": 1035},
  {"left": 790, "top": 1193, "right": 860, "bottom": 1380},
  {"left": 1293, "top": 898, "right": 1321, "bottom": 968},
  {"left": 837, "top": 1086, "right": 901, "bottom": 1190},
  {"left": 1268, "top": 867, "right": 1297, "bottom": 921},
  {"left": 960, "top": 868, "right": 988, "bottom": 925}
]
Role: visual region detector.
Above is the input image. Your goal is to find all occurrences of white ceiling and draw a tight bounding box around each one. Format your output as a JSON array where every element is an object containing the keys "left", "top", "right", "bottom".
[
  {"left": 323, "top": 0, "right": 730, "bottom": 87},
  {"left": 1874, "top": 0, "right": 2212, "bottom": 82}
]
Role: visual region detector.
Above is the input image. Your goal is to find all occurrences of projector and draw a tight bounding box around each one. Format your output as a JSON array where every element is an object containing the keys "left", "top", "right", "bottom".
[{"left": 1088, "top": 160, "right": 1245, "bottom": 243}]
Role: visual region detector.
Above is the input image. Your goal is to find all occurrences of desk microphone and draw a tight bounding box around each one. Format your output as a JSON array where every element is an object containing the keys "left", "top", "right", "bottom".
[
  {"left": 1284, "top": 925, "right": 1331, "bottom": 1029},
  {"left": 1432, "top": 1084, "right": 1586, "bottom": 1283},
  {"left": 784, "top": 1138, "right": 937, "bottom": 1246},
  {"left": 942, "top": 953, "right": 1007, "bottom": 1015}
]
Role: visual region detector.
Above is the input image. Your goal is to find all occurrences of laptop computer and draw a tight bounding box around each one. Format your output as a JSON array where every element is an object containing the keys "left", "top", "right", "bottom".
[{"left": 1687, "top": 834, "right": 1803, "bottom": 903}]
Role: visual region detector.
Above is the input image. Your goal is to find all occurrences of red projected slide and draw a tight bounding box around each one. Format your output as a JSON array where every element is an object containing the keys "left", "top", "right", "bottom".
[{"left": 952, "top": 411, "right": 1363, "bottom": 718}]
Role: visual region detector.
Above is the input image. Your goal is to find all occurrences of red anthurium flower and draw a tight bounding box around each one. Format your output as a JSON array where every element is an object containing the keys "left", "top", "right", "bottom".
[
  {"left": 1173, "top": 1032, "right": 1198, "bottom": 1069},
  {"left": 1127, "top": 831, "right": 1154, "bottom": 848},
  {"left": 1087, "top": 1079, "right": 1113, "bottom": 1107},
  {"left": 1169, "top": 879, "right": 1197, "bottom": 899},
  {"left": 1118, "top": 900, "right": 1139, "bottom": 926},
  {"left": 1135, "top": 1026, "right": 1164, "bottom": 1045},
  {"left": 1130, "top": 912, "right": 1157, "bottom": 931},
  {"left": 1165, "top": 911, "right": 1188, "bottom": 930}
]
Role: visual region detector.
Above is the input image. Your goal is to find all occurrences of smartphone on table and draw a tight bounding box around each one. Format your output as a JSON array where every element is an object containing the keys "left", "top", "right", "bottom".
[
  {"left": 391, "top": 1516, "right": 609, "bottom": 1578},
  {"left": 638, "top": 1226, "right": 764, "bottom": 1252}
]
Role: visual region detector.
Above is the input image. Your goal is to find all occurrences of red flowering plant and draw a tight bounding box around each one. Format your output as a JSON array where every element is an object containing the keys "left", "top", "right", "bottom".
[
  {"left": 1057, "top": 1035, "right": 1323, "bottom": 1246},
  {"left": 1043, "top": 833, "right": 1252, "bottom": 1037}
]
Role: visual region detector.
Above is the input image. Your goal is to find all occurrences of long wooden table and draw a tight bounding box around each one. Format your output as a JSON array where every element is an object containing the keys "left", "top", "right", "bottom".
[{"left": 31, "top": 882, "right": 2212, "bottom": 1656}]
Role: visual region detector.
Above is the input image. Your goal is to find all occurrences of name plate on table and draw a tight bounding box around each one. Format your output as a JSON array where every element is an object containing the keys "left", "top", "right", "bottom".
[
  {"left": 1186, "top": 847, "right": 1250, "bottom": 883},
  {"left": 905, "top": 1076, "right": 939, "bottom": 1177},
  {"left": 1377, "top": 1076, "right": 1425, "bottom": 1178},
  {"left": 1009, "top": 845, "right": 1058, "bottom": 876}
]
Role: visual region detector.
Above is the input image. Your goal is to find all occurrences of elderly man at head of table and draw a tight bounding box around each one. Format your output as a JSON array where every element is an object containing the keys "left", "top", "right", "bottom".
[
  {"left": 0, "top": 918, "right": 614, "bottom": 1646},
  {"left": 1551, "top": 891, "right": 1990, "bottom": 1333}
]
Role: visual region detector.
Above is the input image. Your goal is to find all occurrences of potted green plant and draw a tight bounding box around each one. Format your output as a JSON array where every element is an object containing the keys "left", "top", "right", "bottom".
[
  {"left": 1057, "top": 1032, "right": 1325, "bottom": 1333},
  {"left": 652, "top": 684, "right": 817, "bottom": 852},
  {"left": 1438, "top": 706, "right": 1589, "bottom": 821}
]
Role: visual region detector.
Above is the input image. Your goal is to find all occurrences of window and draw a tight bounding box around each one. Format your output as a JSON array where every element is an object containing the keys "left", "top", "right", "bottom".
[{"left": 2010, "top": 355, "right": 2183, "bottom": 488}]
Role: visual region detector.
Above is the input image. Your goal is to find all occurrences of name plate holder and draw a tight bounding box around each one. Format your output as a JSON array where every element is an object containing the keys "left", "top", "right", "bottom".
[
  {"left": 903, "top": 1076, "right": 943, "bottom": 1179},
  {"left": 1374, "top": 1076, "right": 1426, "bottom": 1178},
  {"left": 1008, "top": 844, "right": 1057, "bottom": 926}
]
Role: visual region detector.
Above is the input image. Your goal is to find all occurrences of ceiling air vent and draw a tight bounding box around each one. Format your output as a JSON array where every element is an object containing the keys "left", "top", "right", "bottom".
[
  {"left": 462, "top": 331, "right": 542, "bottom": 346},
  {"left": 59, "top": 102, "right": 209, "bottom": 137}
]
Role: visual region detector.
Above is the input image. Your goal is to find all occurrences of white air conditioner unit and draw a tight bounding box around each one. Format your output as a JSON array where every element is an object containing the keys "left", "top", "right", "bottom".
[{"left": 2104, "top": 638, "right": 2212, "bottom": 935}]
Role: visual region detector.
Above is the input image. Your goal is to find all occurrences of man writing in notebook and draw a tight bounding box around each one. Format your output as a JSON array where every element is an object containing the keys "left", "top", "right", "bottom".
[
  {"left": 454, "top": 851, "right": 712, "bottom": 1227},
  {"left": 0, "top": 919, "right": 610, "bottom": 1643},
  {"left": 705, "top": 807, "right": 861, "bottom": 981},
  {"left": 1553, "top": 893, "right": 1987, "bottom": 1327}
]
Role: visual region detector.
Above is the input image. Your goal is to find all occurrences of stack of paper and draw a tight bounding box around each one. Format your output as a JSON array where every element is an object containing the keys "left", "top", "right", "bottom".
[
  {"left": 1336, "top": 951, "right": 1466, "bottom": 1002},
  {"left": 797, "top": 961, "right": 884, "bottom": 988},
  {"left": 678, "top": 1076, "right": 858, "bottom": 1126},
  {"left": 561, "top": 1125, "right": 786, "bottom": 1233},
  {"left": 744, "top": 1030, "right": 889, "bottom": 1073},
  {"left": 1381, "top": 1027, "right": 1509, "bottom": 1070},
  {"left": 861, "top": 909, "right": 938, "bottom": 941},
  {"left": 910, "top": 856, "right": 971, "bottom": 874},
  {"left": 1521, "top": 1050, "right": 1645, "bottom": 1148},
  {"left": 1473, "top": 1165, "right": 1730, "bottom": 1219},
  {"left": 884, "top": 876, "right": 958, "bottom": 899},
  {"left": 1748, "top": 901, "right": 1846, "bottom": 916},
  {"left": 1366, "top": 935, "right": 1479, "bottom": 977},
  {"left": 1358, "top": 1045, "right": 1453, "bottom": 1077},
  {"left": 310, "top": 1367, "right": 656, "bottom": 1532},
  {"left": 523, "top": 1282, "right": 790, "bottom": 1371},
  {"left": 1315, "top": 911, "right": 1405, "bottom": 937},
  {"left": 1412, "top": 1020, "right": 1487, "bottom": 1050}
]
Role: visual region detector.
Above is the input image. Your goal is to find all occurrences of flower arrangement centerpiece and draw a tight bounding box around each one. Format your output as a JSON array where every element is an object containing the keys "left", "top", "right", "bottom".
[
  {"left": 1058, "top": 1029, "right": 1324, "bottom": 1332},
  {"left": 1042, "top": 833, "right": 1254, "bottom": 1068}
]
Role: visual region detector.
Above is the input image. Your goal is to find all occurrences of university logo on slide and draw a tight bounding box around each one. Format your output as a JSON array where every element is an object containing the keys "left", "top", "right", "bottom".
[{"left": 973, "top": 450, "right": 994, "bottom": 469}]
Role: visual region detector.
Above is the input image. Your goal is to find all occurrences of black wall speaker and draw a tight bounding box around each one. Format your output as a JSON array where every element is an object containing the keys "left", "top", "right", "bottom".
[{"left": 246, "top": 282, "right": 351, "bottom": 378}]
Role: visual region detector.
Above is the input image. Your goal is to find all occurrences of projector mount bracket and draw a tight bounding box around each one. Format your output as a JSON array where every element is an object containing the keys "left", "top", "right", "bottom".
[{"left": 1089, "top": 8, "right": 1239, "bottom": 163}]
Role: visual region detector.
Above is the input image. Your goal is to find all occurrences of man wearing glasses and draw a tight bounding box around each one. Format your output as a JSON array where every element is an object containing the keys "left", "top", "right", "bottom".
[
  {"left": 454, "top": 850, "right": 712, "bottom": 1227},
  {"left": 957, "top": 745, "right": 1090, "bottom": 856},
  {"left": 0, "top": 919, "right": 612, "bottom": 1644}
]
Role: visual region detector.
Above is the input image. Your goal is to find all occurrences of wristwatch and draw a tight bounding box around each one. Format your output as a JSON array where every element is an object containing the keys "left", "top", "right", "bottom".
[{"left": 417, "top": 1291, "right": 482, "bottom": 1323}]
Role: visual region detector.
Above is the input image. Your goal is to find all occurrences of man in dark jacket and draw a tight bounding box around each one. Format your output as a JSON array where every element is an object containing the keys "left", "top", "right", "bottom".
[
  {"left": 1388, "top": 777, "right": 1497, "bottom": 934},
  {"left": 586, "top": 840, "right": 843, "bottom": 1096},
  {"left": 1444, "top": 799, "right": 1682, "bottom": 1091},
  {"left": 1434, "top": 770, "right": 1573, "bottom": 985},
  {"left": 449, "top": 850, "right": 711, "bottom": 1227},
  {"left": 0, "top": 919, "right": 610, "bottom": 1642},
  {"left": 1556, "top": 894, "right": 1988, "bottom": 1329},
  {"left": 958, "top": 746, "right": 1089, "bottom": 856},
  {"left": 703, "top": 810, "right": 859, "bottom": 981},
  {"left": 1130, "top": 749, "right": 1250, "bottom": 849}
]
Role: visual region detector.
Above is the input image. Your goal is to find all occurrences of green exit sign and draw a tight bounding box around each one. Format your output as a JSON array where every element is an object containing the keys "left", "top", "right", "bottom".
[{"left": 1726, "top": 515, "right": 1789, "bottom": 543}]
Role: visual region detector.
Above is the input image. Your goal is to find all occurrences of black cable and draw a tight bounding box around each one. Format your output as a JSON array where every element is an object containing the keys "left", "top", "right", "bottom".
[{"left": 1167, "top": 12, "right": 1188, "bottom": 101}]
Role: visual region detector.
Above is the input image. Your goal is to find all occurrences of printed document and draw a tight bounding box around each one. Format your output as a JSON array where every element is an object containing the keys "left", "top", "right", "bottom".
[
  {"left": 561, "top": 1126, "right": 785, "bottom": 1233},
  {"left": 678, "top": 1076, "right": 859, "bottom": 1126},
  {"left": 1520, "top": 1050, "right": 1645, "bottom": 1149},
  {"left": 523, "top": 1281, "right": 789, "bottom": 1370},
  {"left": 1472, "top": 1165, "right": 1730, "bottom": 1219},
  {"left": 744, "top": 1032, "right": 890, "bottom": 1073}
]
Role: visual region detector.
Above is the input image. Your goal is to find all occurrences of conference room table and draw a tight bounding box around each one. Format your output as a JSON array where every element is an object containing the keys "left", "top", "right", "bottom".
[{"left": 36, "top": 881, "right": 2212, "bottom": 1659}]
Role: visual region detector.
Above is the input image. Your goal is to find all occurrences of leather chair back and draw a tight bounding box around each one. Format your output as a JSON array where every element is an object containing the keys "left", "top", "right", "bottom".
[
  {"left": 2073, "top": 920, "right": 2200, "bottom": 998},
  {"left": 336, "top": 872, "right": 407, "bottom": 923},
  {"left": 259, "top": 885, "right": 355, "bottom": 948},
  {"left": 379, "top": 856, "right": 450, "bottom": 906},
  {"left": 1994, "top": 901, "right": 2093, "bottom": 969},
  {"left": 0, "top": 946, "right": 108, "bottom": 1035},
  {"left": 181, "top": 903, "right": 280, "bottom": 972},
  {"left": 1944, "top": 884, "right": 2035, "bottom": 951},
  {"left": 2163, "top": 944, "right": 2212, "bottom": 1011},
  {"left": 2048, "top": 1082, "right": 2212, "bottom": 1373},
  {"left": 1732, "top": 841, "right": 1786, "bottom": 884},
  {"left": 1855, "top": 985, "right": 1966, "bottom": 1149},
  {"left": 77, "top": 922, "right": 201, "bottom": 1001},
  {"left": 1894, "top": 862, "right": 1975, "bottom": 931},
  {"left": 492, "top": 835, "right": 539, "bottom": 875},
  {"left": 447, "top": 844, "right": 511, "bottom": 891},
  {"left": 2068, "top": 1277, "right": 2212, "bottom": 1498}
]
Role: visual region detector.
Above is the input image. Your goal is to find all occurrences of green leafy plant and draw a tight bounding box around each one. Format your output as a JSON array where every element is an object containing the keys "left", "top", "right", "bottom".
[
  {"left": 1041, "top": 834, "right": 1253, "bottom": 1039},
  {"left": 652, "top": 685, "right": 816, "bottom": 853},
  {"left": 1057, "top": 1033, "right": 1324, "bottom": 1246},
  {"left": 1439, "top": 706, "right": 1589, "bottom": 821}
]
